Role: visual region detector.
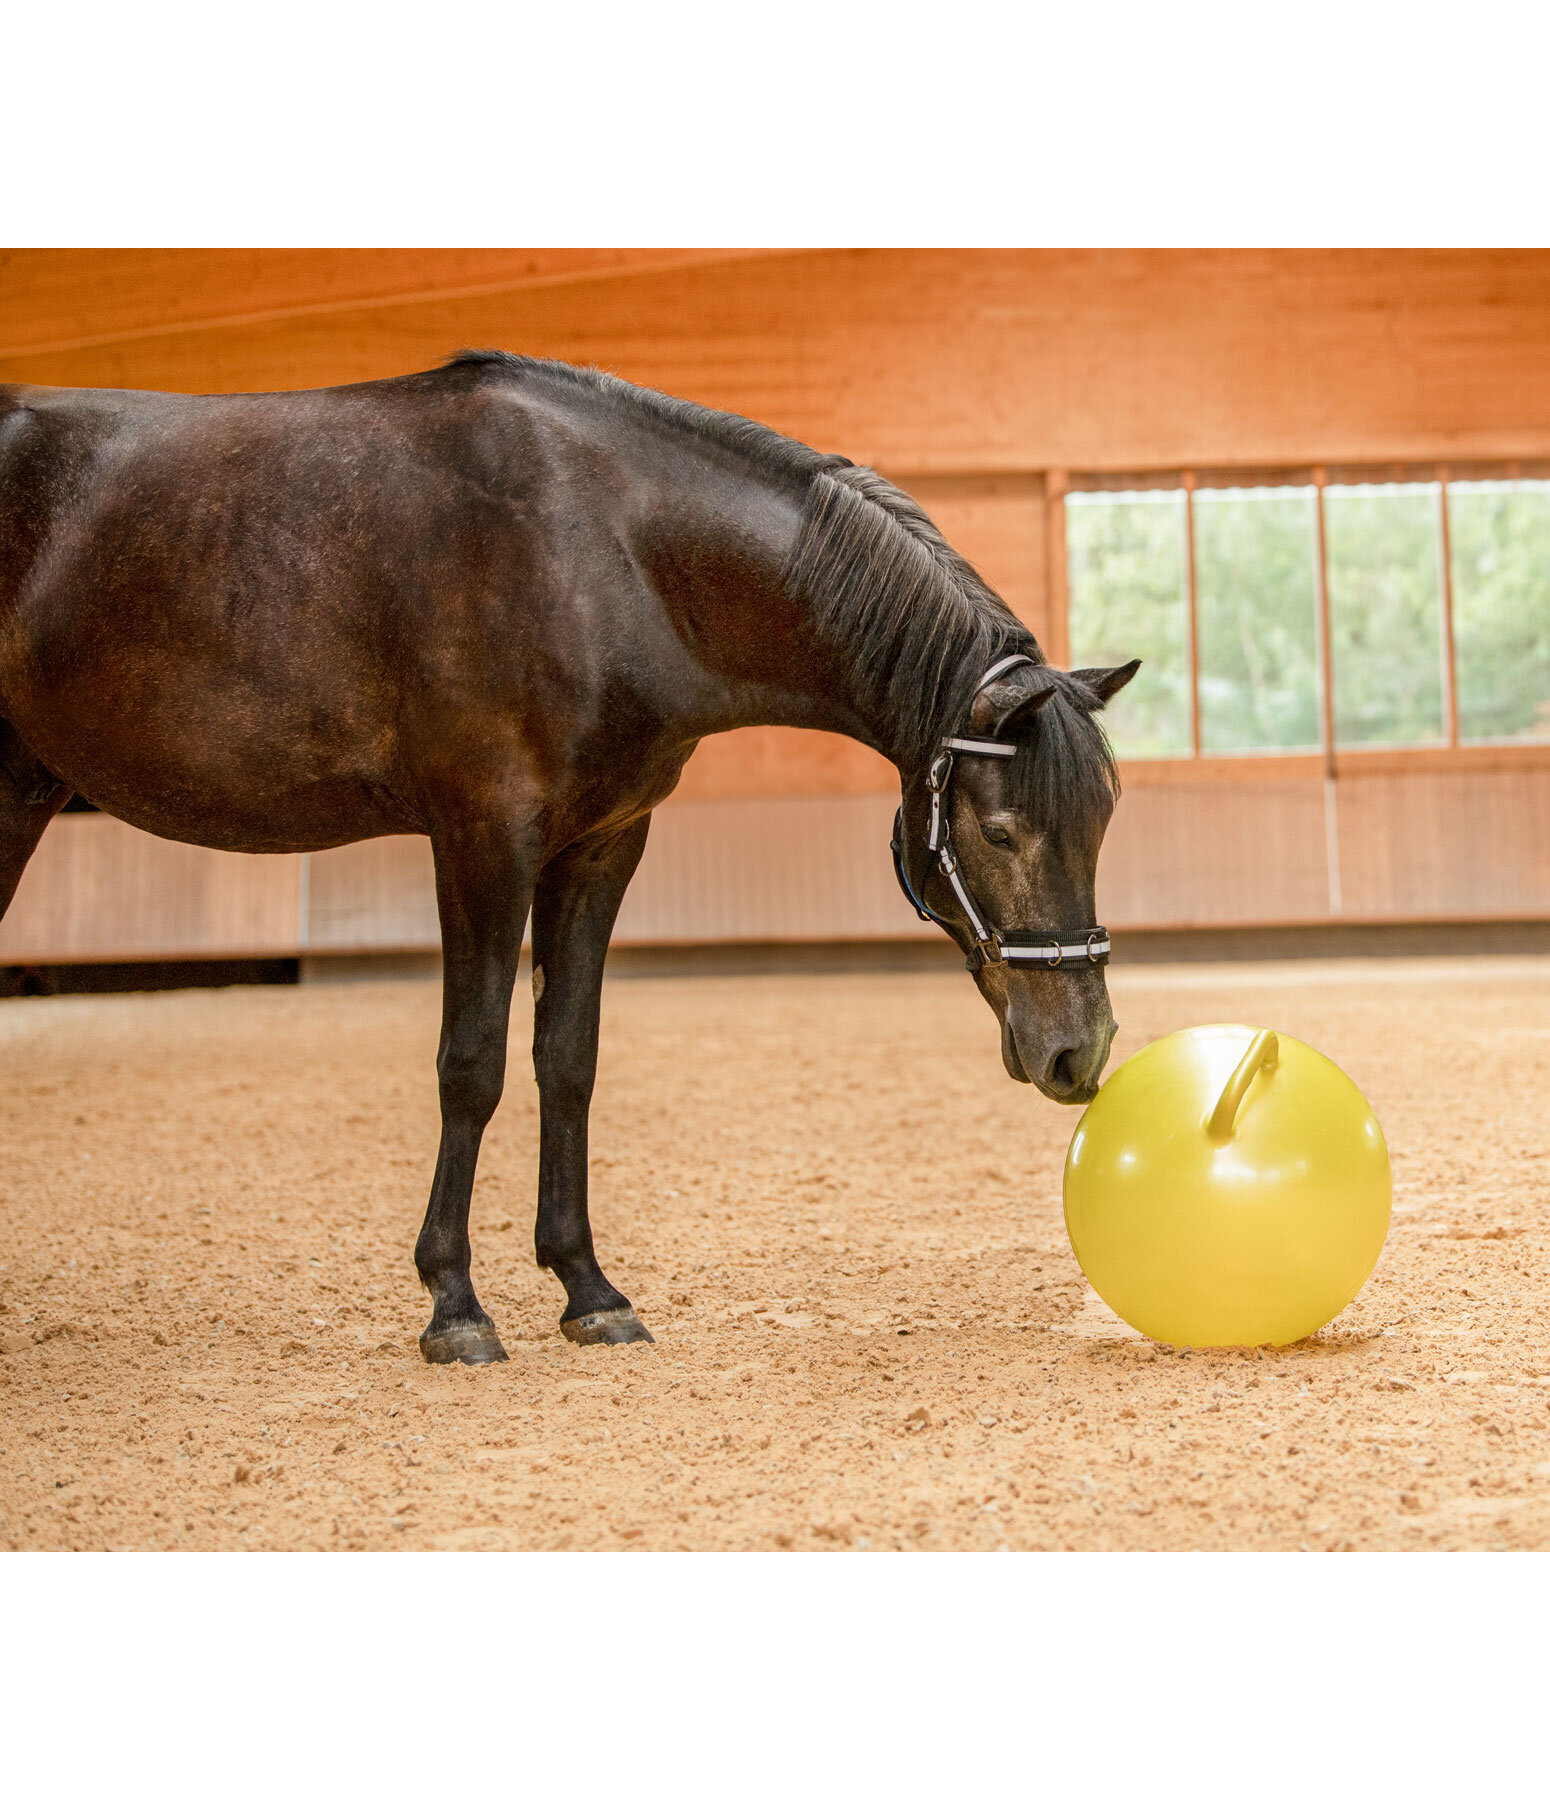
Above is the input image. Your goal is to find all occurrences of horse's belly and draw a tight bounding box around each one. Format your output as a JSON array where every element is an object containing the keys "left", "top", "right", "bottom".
[
  {"left": 5, "top": 675, "right": 414, "bottom": 854},
  {"left": 73, "top": 771, "right": 413, "bottom": 855}
]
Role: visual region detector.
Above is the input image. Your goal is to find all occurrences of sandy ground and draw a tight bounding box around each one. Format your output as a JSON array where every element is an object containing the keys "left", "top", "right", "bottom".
[{"left": 2, "top": 955, "right": 1548, "bottom": 1552}]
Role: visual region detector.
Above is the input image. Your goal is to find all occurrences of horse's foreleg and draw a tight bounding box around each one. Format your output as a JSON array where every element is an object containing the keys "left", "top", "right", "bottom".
[
  {"left": 531, "top": 816, "right": 654, "bottom": 1346},
  {"left": 0, "top": 720, "right": 69, "bottom": 931},
  {"left": 414, "top": 821, "right": 538, "bottom": 1366}
]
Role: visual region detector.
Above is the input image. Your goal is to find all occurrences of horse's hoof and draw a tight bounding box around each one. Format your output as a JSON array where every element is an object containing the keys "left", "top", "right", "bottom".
[
  {"left": 419, "top": 1321, "right": 509, "bottom": 1365},
  {"left": 560, "top": 1306, "right": 655, "bottom": 1347}
]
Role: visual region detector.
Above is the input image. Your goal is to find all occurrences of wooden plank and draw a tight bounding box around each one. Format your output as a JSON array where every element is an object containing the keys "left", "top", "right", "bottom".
[
  {"left": 0, "top": 815, "right": 302, "bottom": 962},
  {"left": 1045, "top": 472, "right": 1071, "bottom": 668},
  {"left": 9, "top": 250, "right": 1550, "bottom": 472},
  {"left": 1334, "top": 744, "right": 1550, "bottom": 778},
  {"left": 1183, "top": 475, "right": 1202, "bottom": 755},
  {"left": 304, "top": 837, "right": 440, "bottom": 950},
  {"left": 1119, "top": 744, "right": 1550, "bottom": 784},
  {"left": 672, "top": 730, "right": 895, "bottom": 803},
  {"left": 893, "top": 473, "right": 1048, "bottom": 644},
  {"left": 1097, "top": 781, "right": 1333, "bottom": 928},
  {"left": 1436, "top": 471, "right": 1460, "bottom": 747},
  {"left": 1336, "top": 769, "right": 1550, "bottom": 918},
  {"left": 617, "top": 796, "right": 933, "bottom": 945},
  {"left": 298, "top": 803, "right": 934, "bottom": 952},
  {"left": 1313, "top": 469, "right": 1337, "bottom": 778},
  {"left": 1121, "top": 754, "right": 1325, "bottom": 787},
  {"left": 0, "top": 249, "right": 772, "bottom": 360},
  {"left": 5, "top": 773, "right": 1548, "bottom": 964},
  {"left": 669, "top": 730, "right": 1548, "bottom": 810}
]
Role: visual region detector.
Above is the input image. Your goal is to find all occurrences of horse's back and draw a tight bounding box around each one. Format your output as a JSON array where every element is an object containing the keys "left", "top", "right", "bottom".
[{"left": 0, "top": 372, "right": 582, "bottom": 853}]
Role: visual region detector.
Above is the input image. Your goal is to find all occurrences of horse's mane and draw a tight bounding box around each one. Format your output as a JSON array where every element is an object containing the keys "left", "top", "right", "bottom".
[
  {"left": 445, "top": 350, "right": 1118, "bottom": 830},
  {"left": 783, "top": 464, "right": 1119, "bottom": 829}
]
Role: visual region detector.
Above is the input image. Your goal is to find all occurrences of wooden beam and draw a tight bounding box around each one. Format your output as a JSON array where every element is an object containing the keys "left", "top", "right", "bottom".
[
  {"left": 1312, "top": 467, "right": 1338, "bottom": 777},
  {"left": 1311, "top": 466, "right": 1343, "bottom": 914},
  {"left": 1116, "top": 741, "right": 1550, "bottom": 786},
  {"left": 1437, "top": 466, "right": 1461, "bottom": 747},
  {"left": 1183, "top": 473, "right": 1201, "bottom": 756},
  {"left": 1045, "top": 471, "right": 1070, "bottom": 666},
  {"left": 0, "top": 248, "right": 778, "bottom": 363}
]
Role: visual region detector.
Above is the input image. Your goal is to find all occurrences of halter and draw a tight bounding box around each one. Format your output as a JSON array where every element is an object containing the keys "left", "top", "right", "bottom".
[{"left": 891, "top": 653, "right": 1113, "bottom": 974}]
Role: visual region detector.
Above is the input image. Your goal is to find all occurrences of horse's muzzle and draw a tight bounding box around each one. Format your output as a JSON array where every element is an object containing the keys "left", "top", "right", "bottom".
[{"left": 1002, "top": 1011, "right": 1114, "bottom": 1102}]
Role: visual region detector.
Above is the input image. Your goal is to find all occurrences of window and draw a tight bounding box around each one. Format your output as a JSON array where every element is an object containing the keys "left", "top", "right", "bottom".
[
  {"left": 1449, "top": 481, "right": 1550, "bottom": 743},
  {"left": 1194, "top": 487, "right": 1320, "bottom": 752},
  {"left": 1065, "top": 490, "right": 1189, "bottom": 758},
  {"left": 1063, "top": 469, "right": 1550, "bottom": 758},
  {"left": 1324, "top": 483, "right": 1445, "bottom": 747}
]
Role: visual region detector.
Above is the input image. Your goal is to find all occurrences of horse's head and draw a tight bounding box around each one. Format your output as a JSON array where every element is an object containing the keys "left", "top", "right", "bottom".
[{"left": 900, "top": 658, "right": 1139, "bottom": 1104}]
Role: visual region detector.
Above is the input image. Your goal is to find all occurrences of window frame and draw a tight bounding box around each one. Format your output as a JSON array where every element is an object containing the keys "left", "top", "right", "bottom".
[{"left": 1050, "top": 459, "right": 1550, "bottom": 775}]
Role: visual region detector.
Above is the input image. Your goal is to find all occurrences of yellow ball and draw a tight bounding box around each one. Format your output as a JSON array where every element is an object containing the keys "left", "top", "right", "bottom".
[{"left": 1063, "top": 1024, "right": 1391, "bottom": 1347}]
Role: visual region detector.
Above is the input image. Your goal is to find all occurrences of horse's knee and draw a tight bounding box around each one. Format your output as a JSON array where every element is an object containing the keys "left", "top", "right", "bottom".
[
  {"left": 437, "top": 1037, "right": 506, "bottom": 1126},
  {"left": 533, "top": 1050, "right": 595, "bottom": 1119}
]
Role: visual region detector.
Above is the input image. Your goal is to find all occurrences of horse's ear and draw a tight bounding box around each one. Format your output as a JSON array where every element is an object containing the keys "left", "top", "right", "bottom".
[
  {"left": 969, "top": 675, "right": 1057, "bottom": 738},
  {"left": 1069, "top": 659, "right": 1141, "bottom": 708}
]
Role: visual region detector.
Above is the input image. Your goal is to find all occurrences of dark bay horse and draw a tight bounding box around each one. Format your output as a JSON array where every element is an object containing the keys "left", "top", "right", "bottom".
[{"left": 0, "top": 352, "right": 1137, "bottom": 1360}]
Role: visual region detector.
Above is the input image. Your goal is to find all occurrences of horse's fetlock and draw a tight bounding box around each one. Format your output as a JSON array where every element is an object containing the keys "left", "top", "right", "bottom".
[{"left": 414, "top": 1229, "right": 468, "bottom": 1289}]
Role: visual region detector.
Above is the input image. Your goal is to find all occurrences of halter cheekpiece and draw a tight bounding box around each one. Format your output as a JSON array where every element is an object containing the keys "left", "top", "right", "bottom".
[{"left": 891, "top": 653, "right": 1113, "bottom": 974}]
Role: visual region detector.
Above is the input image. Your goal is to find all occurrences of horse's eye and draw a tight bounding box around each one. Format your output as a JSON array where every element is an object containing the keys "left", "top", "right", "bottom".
[{"left": 980, "top": 824, "right": 1014, "bottom": 848}]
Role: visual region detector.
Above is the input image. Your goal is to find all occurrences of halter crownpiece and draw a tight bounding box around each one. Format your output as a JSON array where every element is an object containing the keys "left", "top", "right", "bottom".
[{"left": 891, "top": 654, "right": 1113, "bottom": 974}]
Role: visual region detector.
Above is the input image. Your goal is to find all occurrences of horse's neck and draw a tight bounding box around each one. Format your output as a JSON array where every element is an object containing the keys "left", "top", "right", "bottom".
[{"left": 634, "top": 454, "right": 899, "bottom": 762}]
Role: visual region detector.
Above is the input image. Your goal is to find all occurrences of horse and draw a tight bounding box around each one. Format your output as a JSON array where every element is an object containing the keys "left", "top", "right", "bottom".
[{"left": 0, "top": 351, "right": 1137, "bottom": 1361}]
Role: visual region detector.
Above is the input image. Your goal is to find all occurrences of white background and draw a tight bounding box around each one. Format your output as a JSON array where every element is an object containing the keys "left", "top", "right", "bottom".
[{"left": 4, "top": 4, "right": 1546, "bottom": 1790}]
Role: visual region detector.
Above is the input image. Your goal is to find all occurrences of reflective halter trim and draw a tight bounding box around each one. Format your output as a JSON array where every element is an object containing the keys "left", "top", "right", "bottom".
[
  {"left": 1000, "top": 931, "right": 1112, "bottom": 966},
  {"left": 890, "top": 656, "right": 1111, "bottom": 974},
  {"left": 941, "top": 736, "right": 1016, "bottom": 757}
]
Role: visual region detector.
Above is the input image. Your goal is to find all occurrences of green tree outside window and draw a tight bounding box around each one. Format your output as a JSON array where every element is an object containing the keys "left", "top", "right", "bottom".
[
  {"left": 1324, "top": 484, "right": 1446, "bottom": 746},
  {"left": 1194, "top": 488, "right": 1320, "bottom": 751},
  {"left": 1449, "top": 481, "right": 1550, "bottom": 743},
  {"left": 1066, "top": 492, "right": 1189, "bottom": 757},
  {"left": 1065, "top": 474, "right": 1550, "bottom": 759}
]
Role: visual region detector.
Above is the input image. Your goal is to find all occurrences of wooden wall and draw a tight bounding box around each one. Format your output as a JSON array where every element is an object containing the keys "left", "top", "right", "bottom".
[
  {"left": 3, "top": 763, "right": 1546, "bottom": 966},
  {"left": 9, "top": 249, "right": 1550, "bottom": 470},
  {"left": 3, "top": 249, "right": 1549, "bottom": 960}
]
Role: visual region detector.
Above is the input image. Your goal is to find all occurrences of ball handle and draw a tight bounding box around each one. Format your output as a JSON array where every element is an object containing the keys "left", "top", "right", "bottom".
[{"left": 1205, "top": 1029, "right": 1280, "bottom": 1140}]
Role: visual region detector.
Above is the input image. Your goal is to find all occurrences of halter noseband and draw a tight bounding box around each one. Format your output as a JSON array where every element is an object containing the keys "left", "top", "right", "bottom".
[{"left": 891, "top": 653, "right": 1113, "bottom": 974}]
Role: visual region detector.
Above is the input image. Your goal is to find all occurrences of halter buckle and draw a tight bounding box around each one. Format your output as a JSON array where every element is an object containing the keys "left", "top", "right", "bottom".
[{"left": 1086, "top": 930, "right": 1105, "bottom": 964}]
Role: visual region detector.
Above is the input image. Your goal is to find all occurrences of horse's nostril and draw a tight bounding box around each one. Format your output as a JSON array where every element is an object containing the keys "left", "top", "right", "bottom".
[{"left": 1046, "top": 1047, "right": 1083, "bottom": 1095}]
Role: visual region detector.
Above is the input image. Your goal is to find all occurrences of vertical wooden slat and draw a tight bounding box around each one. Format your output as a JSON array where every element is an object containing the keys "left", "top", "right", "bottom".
[
  {"left": 1437, "top": 465, "right": 1461, "bottom": 747},
  {"left": 1182, "top": 472, "right": 1201, "bottom": 756},
  {"left": 1312, "top": 465, "right": 1342, "bottom": 913},
  {"left": 1312, "top": 467, "right": 1337, "bottom": 776},
  {"left": 1045, "top": 470, "right": 1070, "bottom": 666}
]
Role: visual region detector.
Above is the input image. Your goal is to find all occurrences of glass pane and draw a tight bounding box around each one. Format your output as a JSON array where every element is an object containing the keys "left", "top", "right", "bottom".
[
  {"left": 1324, "top": 483, "right": 1445, "bottom": 746},
  {"left": 1065, "top": 491, "right": 1189, "bottom": 757},
  {"left": 1448, "top": 480, "right": 1550, "bottom": 743},
  {"left": 1193, "top": 487, "right": 1320, "bottom": 751}
]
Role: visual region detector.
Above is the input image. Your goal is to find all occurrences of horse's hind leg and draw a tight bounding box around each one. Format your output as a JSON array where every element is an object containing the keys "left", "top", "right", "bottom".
[
  {"left": 414, "top": 820, "right": 538, "bottom": 1365},
  {"left": 0, "top": 720, "right": 69, "bottom": 929},
  {"left": 530, "top": 816, "right": 654, "bottom": 1346}
]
